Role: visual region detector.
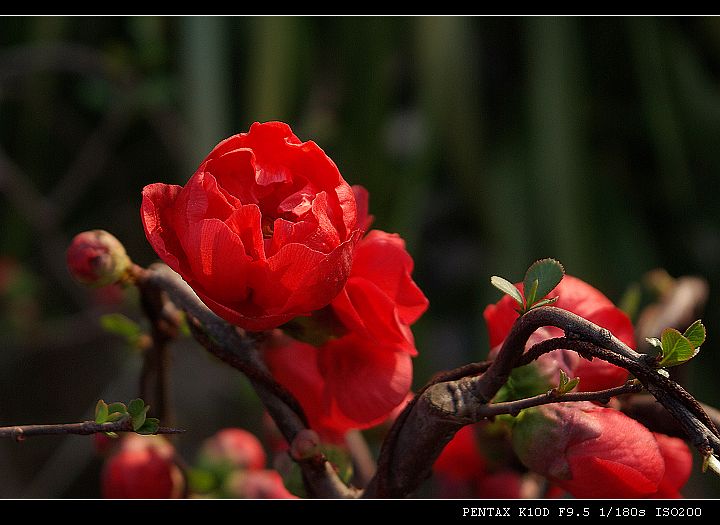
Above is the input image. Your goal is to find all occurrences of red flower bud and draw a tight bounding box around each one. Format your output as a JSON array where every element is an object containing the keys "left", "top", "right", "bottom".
[
  {"left": 511, "top": 402, "right": 679, "bottom": 498},
  {"left": 66, "top": 230, "right": 131, "bottom": 287},
  {"left": 198, "top": 428, "right": 266, "bottom": 472},
  {"left": 224, "top": 469, "right": 297, "bottom": 499},
  {"left": 102, "top": 435, "right": 184, "bottom": 498}
]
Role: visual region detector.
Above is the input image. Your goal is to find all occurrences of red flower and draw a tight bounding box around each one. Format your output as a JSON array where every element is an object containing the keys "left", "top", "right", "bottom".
[
  {"left": 198, "top": 428, "right": 267, "bottom": 472},
  {"left": 651, "top": 433, "right": 692, "bottom": 498},
  {"left": 484, "top": 275, "right": 635, "bottom": 391},
  {"left": 102, "top": 435, "right": 184, "bottom": 499},
  {"left": 264, "top": 230, "right": 428, "bottom": 438},
  {"left": 512, "top": 402, "right": 690, "bottom": 498},
  {"left": 434, "top": 425, "right": 521, "bottom": 498},
  {"left": 142, "top": 122, "right": 361, "bottom": 331}
]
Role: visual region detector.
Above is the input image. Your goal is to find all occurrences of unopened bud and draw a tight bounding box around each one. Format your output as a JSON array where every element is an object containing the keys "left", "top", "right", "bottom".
[
  {"left": 66, "top": 230, "right": 131, "bottom": 287},
  {"left": 289, "top": 429, "right": 320, "bottom": 461},
  {"left": 198, "top": 428, "right": 266, "bottom": 472}
]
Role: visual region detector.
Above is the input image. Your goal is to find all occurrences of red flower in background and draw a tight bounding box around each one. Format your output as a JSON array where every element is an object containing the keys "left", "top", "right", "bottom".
[
  {"left": 433, "top": 425, "right": 522, "bottom": 498},
  {"left": 142, "top": 122, "right": 360, "bottom": 331},
  {"left": 511, "top": 402, "right": 691, "bottom": 498},
  {"left": 102, "top": 435, "right": 184, "bottom": 499},
  {"left": 484, "top": 275, "right": 635, "bottom": 391},
  {"left": 264, "top": 229, "right": 428, "bottom": 439}
]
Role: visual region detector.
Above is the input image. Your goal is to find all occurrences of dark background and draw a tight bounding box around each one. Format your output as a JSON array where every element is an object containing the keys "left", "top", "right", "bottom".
[{"left": 1, "top": 16, "right": 720, "bottom": 497}]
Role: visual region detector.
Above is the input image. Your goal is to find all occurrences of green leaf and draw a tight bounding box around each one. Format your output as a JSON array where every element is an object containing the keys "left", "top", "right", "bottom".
[
  {"left": 525, "top": 279, "right": 539, "bottom": 309},
  {"left": 106, "top": 412, "right": 128, "bottom": 423},
  {"left": 95, "top": 400, "right": 108, "bottom": 424},
  {"left": 563, "top": 377, "right": 580, "bottom": 393},
  {"left": 683, "top": 320, "right": 706, "bottom": 349},
  {"left": 136, "top": 418, "right": 160, "bottom": 435},
  {"left": 524, "top": 258, "right": 565, "bottom": 307},
  {"left": 556, "top": 370, "right": 579, "bottom": 395},
  {"left": 490, "top": 276, "right": 524, "bottom": 307},
  {"left": 127, "top": 398, "right": 145, "bottom": 417},
  {"left": 105, "top": 432, "right": 119, "bottom": 439},
  {"left": 527, "top": 297, "right": 559, "bottom": 311},
  {"left": 107, "top": 402, "right": 127, "bottom": 415},
  {"left": 658, "top": 328, "right": 698, "bottom": 368},
  {"left": 100, "top": 313, "right": 142, "bottom": 345}
]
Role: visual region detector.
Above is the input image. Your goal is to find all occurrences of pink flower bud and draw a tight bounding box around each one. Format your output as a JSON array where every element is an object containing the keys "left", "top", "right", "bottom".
[
  {"left": 66, "top": 230, "right": 131, "bottom": 287},
  {"left": 102, "top": 436, "right": 184, "bottom": 498},
  {"left": 199, "top": 428, "right": 266, "bottom": 472},
  {"left": 224, "top": 469, "right": 297, "bottom": 499},
  {"left": 511, "top": 402, "right": 668, "bottom": 498}
]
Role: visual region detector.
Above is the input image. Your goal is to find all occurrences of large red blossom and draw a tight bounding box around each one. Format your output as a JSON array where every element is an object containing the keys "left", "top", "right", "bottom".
[
  {"left": 142, "top": 121, "right": 360, "bottom": 331},
  {"left": 512, "top": 402, "right": 691, "bottom": 498},
  {"left": 264, "top": 229, "right": 428, "bottom": 438},
  {"left": 484, "top": 275, "right": 635, "bottom": 391}
]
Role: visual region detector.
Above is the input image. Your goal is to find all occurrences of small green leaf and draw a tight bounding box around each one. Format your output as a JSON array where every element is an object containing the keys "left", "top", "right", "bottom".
[
  {"left": 528, "top": 296, "right": 559, "bottom": 310},
  {"left": 645, "top": 337, "right": 662, "bottom": 349},
  {"left": 100, "top": 313, "right": 142, "bottom": 345},
  {"left": 559, "top": 369, "right": 569, "bottom": 388},
  {"left": 556, "top": 370, "right": 580, "bottom": 394},
  {"left": 658, "top": 328, "right": 698, "bottom": 368},
  {"left": 136, "top": 417, "right": 159, "bottom": 435},
  {"left": 107, "top": 402, "right": 127, "bottom": 415},
  {"left": 132, "top": 407, "right": 150, "bottom": 431},
  {"left": 563, "top": 377, "right": 580, "bottom": 392},
  {"left": 105, "top": 432, "right": 119, "bottom": 439},
  {"left": 523, "top": 258, "right": 565, "bottom": 308},
  {"left": 525, "top": 279, "right": 539, "bottom": 309},
  {"left": 683, "top": 320, "right": 706, "bottom": 349},
  {"left": 95, "top": 400, "right": 109, "bottom": 424},
  {"left": 490, "top": 276, "right": 524, "bottom": 307},
  {"left": 106, "top": 412, "right": 128, "bottom": 423},
  {"left": 127, "top": 398, "right": 145, "bottom": 418}
]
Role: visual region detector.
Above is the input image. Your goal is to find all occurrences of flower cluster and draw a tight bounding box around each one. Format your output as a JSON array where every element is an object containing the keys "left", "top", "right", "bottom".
[
  {"left": 142, "top": 122, "right": 428, "bottom": 439},
  {"left": 481, "top": 276, "right": 692, "bottom": 498}
]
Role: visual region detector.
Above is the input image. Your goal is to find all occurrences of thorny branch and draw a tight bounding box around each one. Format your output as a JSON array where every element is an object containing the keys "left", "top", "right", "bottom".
[{"left": 0, "top": 420, "right": 183, "bottom": 441}]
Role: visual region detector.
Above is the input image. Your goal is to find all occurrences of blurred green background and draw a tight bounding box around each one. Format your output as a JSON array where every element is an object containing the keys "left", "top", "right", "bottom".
[{"left": 1, "top": 16, "right": 720, "bottom": 497}]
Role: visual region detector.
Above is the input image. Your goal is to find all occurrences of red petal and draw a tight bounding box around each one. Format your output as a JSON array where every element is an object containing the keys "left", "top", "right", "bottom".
[
  {"left": 141, "top": 183, "right": 186, "bottom": 274},
  {"left": 351, "top": 231, "right": 429, "bottom": 324},
  {"left": 319, "top": 335, "right": 413, "bottom": 424},
  {"left": 434, "top": 425, "right": 486, "bottom": 480},
  {"left": 352, "top": 185, "right": 374, "bottom": 232},
  {"left": 181, "top": 218, "right": 251, "bottom": 305},
  {"left": 651, "top": 433, "right": 692, "bottom": 498}
]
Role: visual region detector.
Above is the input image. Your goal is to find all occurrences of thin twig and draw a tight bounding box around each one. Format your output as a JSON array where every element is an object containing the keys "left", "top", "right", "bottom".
[
  {"left": 474, "top": 381, "right": 643, "bottom": 419},
  {"left": 345, "top": 430, "right": 377, "bottom": 488},
  {"left": 0, "top": 420, "right": 184, "bottom": 441}
]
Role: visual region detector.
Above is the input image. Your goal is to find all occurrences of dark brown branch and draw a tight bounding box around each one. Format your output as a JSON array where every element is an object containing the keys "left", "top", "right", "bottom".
[
  {"left": 365, "top": 306, "right": 720, "bottom": 498},
  {"left": 137, "top": 275, "right": 181, "bottom": 423},
  {"left": 0, "top": 420, "right": 184, "bottom": 441},
  {"left": 137, "top": 263, "right": 356, "bottom": 499},
  {"left": 475, "top": 381, "right": 643, "bottom": 419}
]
